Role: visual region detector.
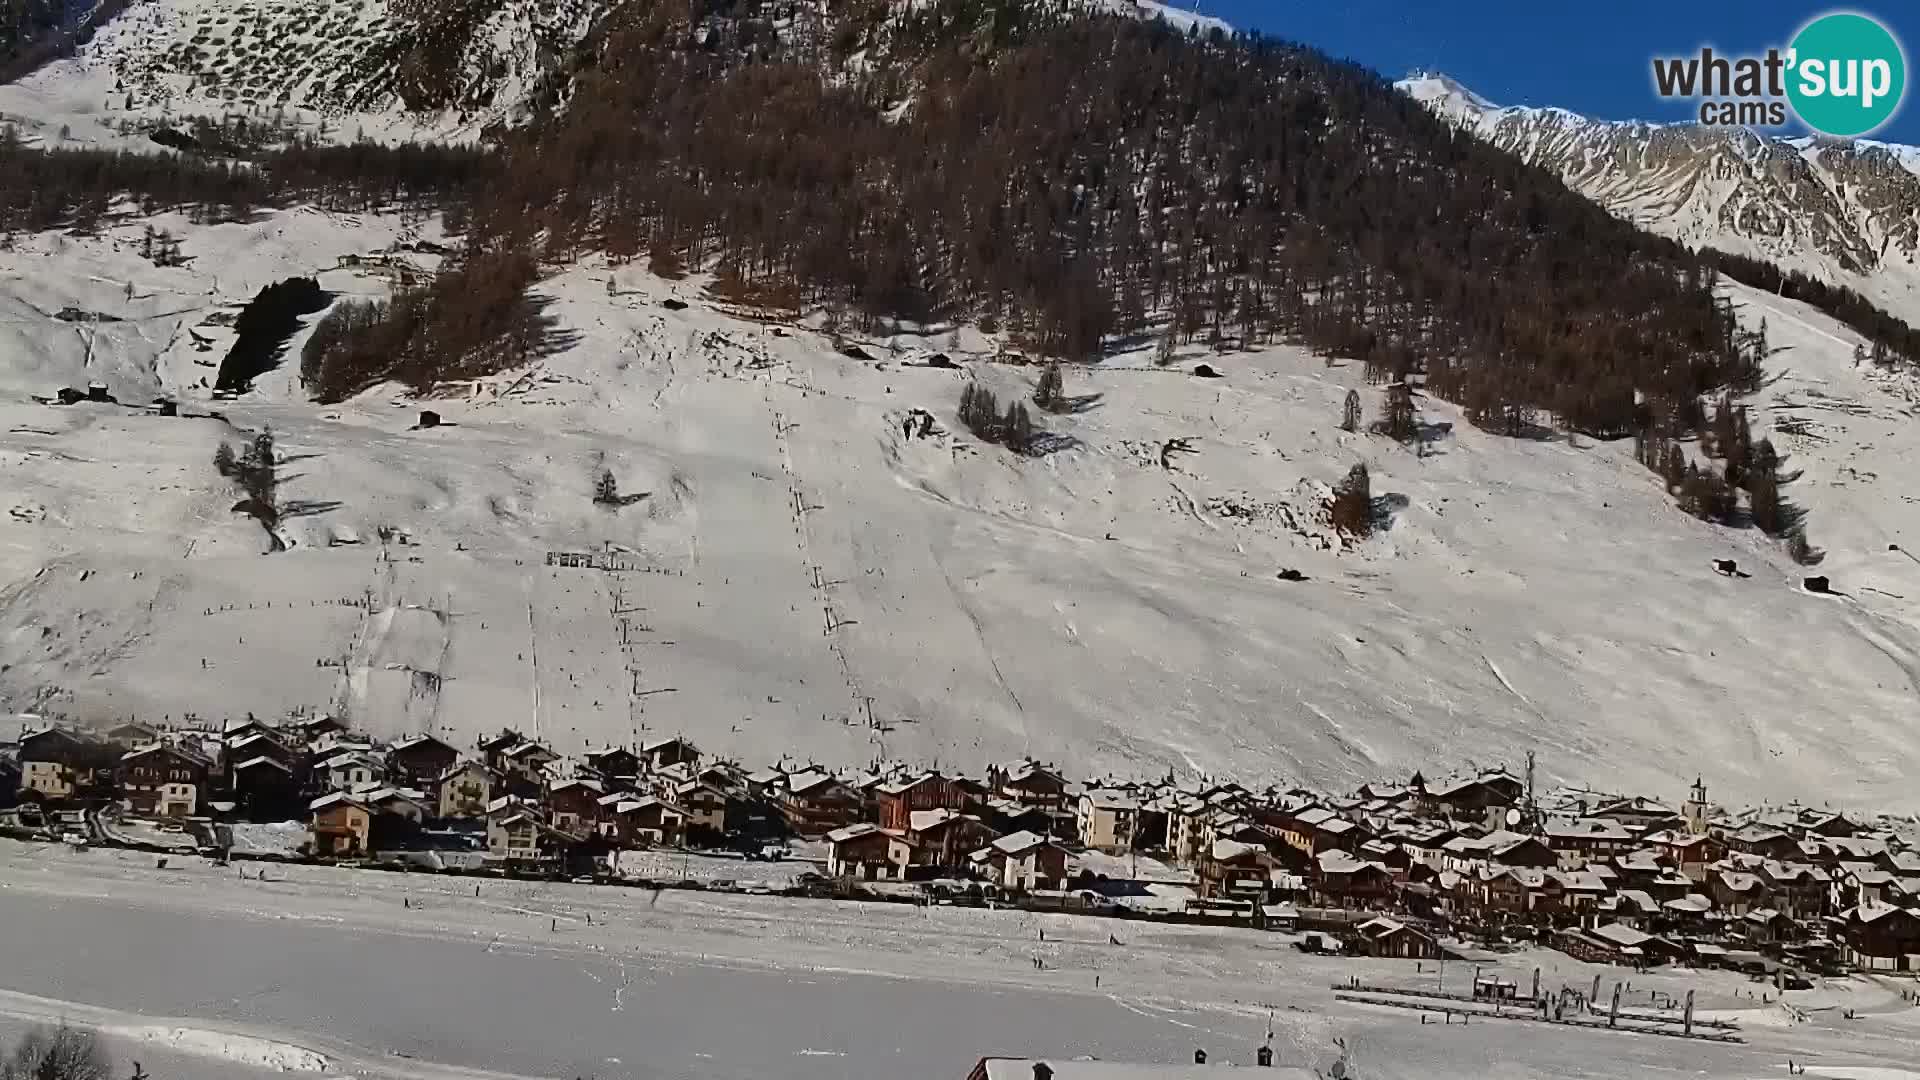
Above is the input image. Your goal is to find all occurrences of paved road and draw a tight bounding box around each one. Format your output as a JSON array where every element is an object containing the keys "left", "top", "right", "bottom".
[{"left": 0, "top": 889, "right": 1262, "bottom": 1080}]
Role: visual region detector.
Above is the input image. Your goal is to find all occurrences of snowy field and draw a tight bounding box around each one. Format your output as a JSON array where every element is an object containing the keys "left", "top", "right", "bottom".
[
  {"left": 6, "top": 205, "right": 1920, "bottom": 808},
  {"left": 2, "top": 843, "right": 1919, "bottom": 1080}
]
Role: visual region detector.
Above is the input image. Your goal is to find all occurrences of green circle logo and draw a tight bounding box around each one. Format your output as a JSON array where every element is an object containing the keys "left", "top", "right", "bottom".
[{"left": 1787, "top": 13, "right": 1906, "bottom": 137}]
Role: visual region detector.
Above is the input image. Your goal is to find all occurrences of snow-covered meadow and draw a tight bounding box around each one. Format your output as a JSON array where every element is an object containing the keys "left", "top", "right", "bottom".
[
  {"left": 5, "top": 203, "right": 1920, "bottom": 810},
  {"left": 3, "top": 843, "right": 1920, "bottom": 1080}
]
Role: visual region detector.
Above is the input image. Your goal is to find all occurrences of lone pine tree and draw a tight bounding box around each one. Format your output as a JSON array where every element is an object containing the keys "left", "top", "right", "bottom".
[
  {"left": 1033, "top": 361, "right": 1066, "bottom": 413},
  {"left": 1376, "top": 382, "right": 1418, "bottom": 443},
  {"left": 1331, "top": 463, "right": 1372, "bottom": 537},
  {"left": 594, "top": 469, "right": 620, "bottom": 506}
]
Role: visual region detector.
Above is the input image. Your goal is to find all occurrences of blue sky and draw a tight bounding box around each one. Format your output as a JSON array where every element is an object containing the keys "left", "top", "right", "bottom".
[{"left": 1184, "top": 2, "right": 1920, "bottom": 144}]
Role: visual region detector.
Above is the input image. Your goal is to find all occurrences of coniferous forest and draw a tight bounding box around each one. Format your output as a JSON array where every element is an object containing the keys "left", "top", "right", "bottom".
[{"left": 0, "top": 0, "right": 1903, "bottom": 547}]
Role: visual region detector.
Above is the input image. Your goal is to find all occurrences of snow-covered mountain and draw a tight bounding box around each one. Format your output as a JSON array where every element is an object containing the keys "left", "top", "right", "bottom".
[
  {"left": 1398, "top": 73, "right": 1920, "bottom": 325},
  {"left": 7, "top": 202, "right": 1920, "bottom": 813},
  {"left": 0, "top": 0, "right": 1230, "bottom": 147},
  {"left": 9, "top": 6, "right": 1920, "bottom": 815}
]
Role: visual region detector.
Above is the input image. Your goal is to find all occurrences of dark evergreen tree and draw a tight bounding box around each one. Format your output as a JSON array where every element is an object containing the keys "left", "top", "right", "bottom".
[
  {"left": 1003, "top": 401, "right": 1035, "bottom": 453},
  {"left": 1661, "top": 444, "right": 1687, "bottom": 491},
  {"left": 1340, "top": 389, "right": 1361, "bottom": 433},
  {"left": 1330, "top": 463, "right": 1371, "bottom": 537},
  {"left": 1375, "top": 382, "right": 1417, "bottom": 443},
  {"left": 241, "top": 429, "right": 277, "bottom": 522},
  {"left": 1725, "top": 406, "right": 1752, "bottom": 489},
  {"left": 1033, "top": 361, "right": 1065, "bottom": 412}
]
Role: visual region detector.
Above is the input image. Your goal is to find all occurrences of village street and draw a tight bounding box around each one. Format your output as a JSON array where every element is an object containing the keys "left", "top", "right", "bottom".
[{"left": 4, "top": 846, "right": 1920, "bottom": 1080}]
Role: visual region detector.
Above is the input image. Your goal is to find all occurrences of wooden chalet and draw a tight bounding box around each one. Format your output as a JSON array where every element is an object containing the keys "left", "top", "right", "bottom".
[{"left": 115, "top": 743, "right": 211, "bottom": 817}]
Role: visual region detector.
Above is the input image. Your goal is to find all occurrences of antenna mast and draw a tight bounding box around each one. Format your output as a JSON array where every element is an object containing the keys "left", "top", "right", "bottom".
[{"left": 1525, "top": 750, "right": 1537, "bottom": 829}]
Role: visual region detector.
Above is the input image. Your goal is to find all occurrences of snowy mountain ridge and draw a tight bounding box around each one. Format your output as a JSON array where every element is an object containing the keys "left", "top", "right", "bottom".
[
  {"left": 0, "top": 0, "right": 1230, "bottom": 148},
  {"left": 1398, "top": 73, "right": 1920, "bottom": 327}
]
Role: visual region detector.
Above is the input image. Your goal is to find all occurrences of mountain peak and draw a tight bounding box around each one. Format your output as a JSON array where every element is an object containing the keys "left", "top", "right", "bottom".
[
  {"left": 1397, "top": 73, "right": 1920, "bottom": 321},
  {"left": 1397, "top": 71, "right": 1498, "bottom": 114}
]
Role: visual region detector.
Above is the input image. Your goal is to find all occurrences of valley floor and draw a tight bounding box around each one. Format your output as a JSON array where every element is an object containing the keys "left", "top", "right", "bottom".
[{"left": 2, "top": 844, "right": 1918, "bottom": 1080}]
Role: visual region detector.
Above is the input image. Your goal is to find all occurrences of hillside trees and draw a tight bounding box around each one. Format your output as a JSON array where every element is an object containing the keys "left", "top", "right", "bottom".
[
  {"left": 298, "top": 245, "right": 555, "bottom": 402},
  {"left": 1375, "top": 382, "right": 1418, "bottom": 443},
  {"left": 214, "top": 428, "right": 280, "bottom": 537},
  {"left": 0, "top": 0, "right": 1884, "bottom": 485},
  {"left": 215, "top": 276, "right": 329, "bottom": 393},
  {"left": 1703, "top": 247, "right": 1920, "bottom": 366},
  {"left": 0, "top": 1024, "right": 112, "bottom": 1080},
  {"left": 453, "top": 2, "right": 1765, "bottom": 452},
  {"left": 959, "top": 382, "right": 1038, "bottom": 453},
  {"left": 1033, "top": 361, "right": 1066, "bottom": 412},
  {"left": 1331, "top": 464, "right": 1371, "bottom": 537}
]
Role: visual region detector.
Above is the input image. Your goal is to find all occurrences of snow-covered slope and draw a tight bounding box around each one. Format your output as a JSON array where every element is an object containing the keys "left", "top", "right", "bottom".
[
  {"left": 0, "top": 0, "right": 1230, "bottom": 149},
  {"left": 0, "top": 0, "right": 606, "bottom": 146},
  {"left": 5, "top": 206, "right": 1920, "bottom": 812},
  {"left": 1398, "top": 73, "right": 1920, "bottom": 326}
]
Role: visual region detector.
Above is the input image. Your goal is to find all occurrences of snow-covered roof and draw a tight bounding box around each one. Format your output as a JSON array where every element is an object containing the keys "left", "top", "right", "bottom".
[
  {"left": 1846, "top": 901, "right": 1917, "bottom": 924},
  {"left": 1615, "top": 889, "right": 1660, "bottom": 913},
  {"left": 1357, "top": 916, "right": 1406, "bottom": 936},
  {"left": 234, "top": 755, "right": 290, "bottom": 773},
  {"left": 828, "top": 822, "right": 880, "bottom": 844},
  {"left": 991, "top": 830, "right": 1050, "bottom": 855},
  {"left": 1593, "top": 922, "right": 1654, "bottom": 948},
  {"left": 1081, "top": 788, "right": 1142, "bottom": 811},
  {"left": 1316, "top": 849, "right": 1383, "bottom": 875},
  {"left": 393, "top": 734, "right": 451, "bottom": 752},
  {"left": 308, "top": 792, "right": 363, "bottom": 812},
  {"left": 1211, "top": 838, "right": 1268, "bottom": 863},
  {"left": 1552, "top": 869, "right": 1608, "bottom": 893},
  {"left": 785, "top": 769, "right": 837, "bottom": 795},
  {"left": 1545, "top": 817, "right": 1637, "bottom": 842},
  {"left": 909, "top": 808, "right": 969, "bottom": 833}
]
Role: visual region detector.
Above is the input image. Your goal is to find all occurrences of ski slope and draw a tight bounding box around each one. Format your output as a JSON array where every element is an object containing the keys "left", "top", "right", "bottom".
[{"left": 4, "top": 206, "right": 1920, "bottom": 810}]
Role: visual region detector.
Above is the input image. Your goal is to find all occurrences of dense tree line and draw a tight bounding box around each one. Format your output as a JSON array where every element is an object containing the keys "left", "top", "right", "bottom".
[
  {"left": 300, "top": 247, "right": 555, "bottom": 403},
  {"left": 454, "top": 0, "right": 1763, "bottom": 445},
  {"left": 0, "top": 0, "right": 1896, "bottom": 524},
  {"left": 0, "top": 131, "right": 494, "bottom": 234},
  {"left": 1702, "top": 247, "right": 1920, "bottom": 365},
  {"left": 958, "top": 382, "right": 1037, "bottom": 453},
  {"left": 1634, "top": 396, "right": 1819, "bottom": 563},
  {"left": 215, "top": 277, "right": 329, "bottom": 392}
]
